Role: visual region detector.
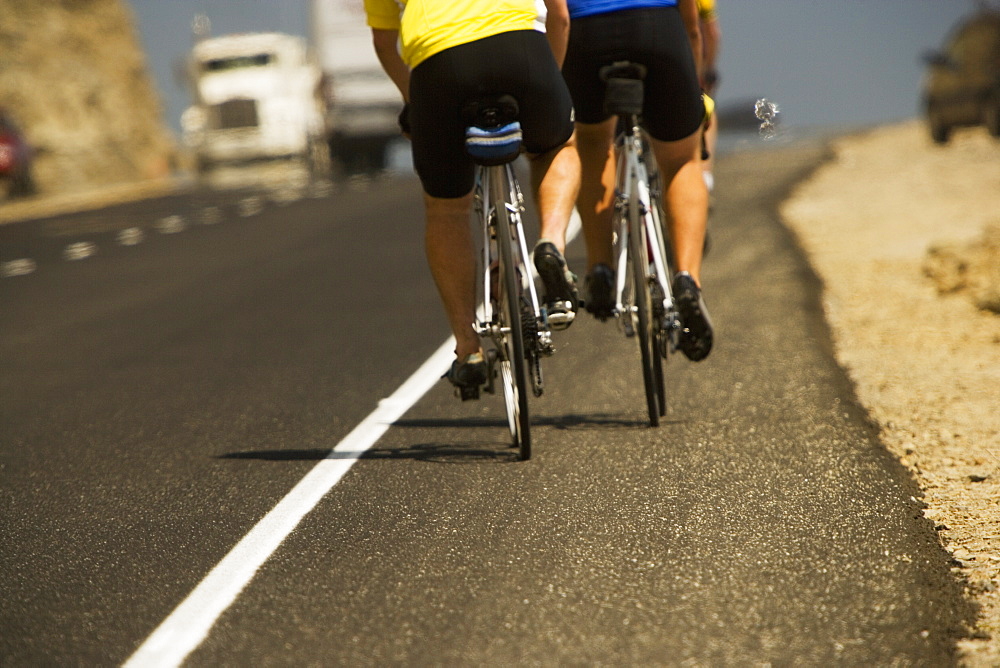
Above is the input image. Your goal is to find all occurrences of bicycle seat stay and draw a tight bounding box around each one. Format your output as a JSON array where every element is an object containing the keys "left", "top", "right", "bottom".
[
  {"left": 463, "top": 94, "right": 522, "bottom": 166},
  {"left": 600, "top": 61, "right": 647, "bottom": 117}
]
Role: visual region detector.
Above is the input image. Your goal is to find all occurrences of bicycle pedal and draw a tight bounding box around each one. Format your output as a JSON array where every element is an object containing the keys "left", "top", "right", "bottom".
[{"left": 546, "top": 303, "right": 576, "bottom": 331}]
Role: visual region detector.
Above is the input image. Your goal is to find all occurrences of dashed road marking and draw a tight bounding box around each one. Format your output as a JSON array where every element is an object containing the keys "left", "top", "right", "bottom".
[
  {"left": 238, "top": 196, "right": 265, "bottom": 217},
  {"left": 270, "top": 186, "right": 304, "bottom": 206},
  {"left": 155, "top": 215, "right": 187, "bottom": 234},
  {"left": 1, "top": 258, "right": 37, "bottom": 277},
  {"left": 117, "top": 227, "right": 145, "bottom": 246},
  {"left": 63, "top": 241, "right": 97, "bottom": 261},
  {"left": 309, "top": 179, "right": 334, "bottom": 198},
  {"left": 347, "top": 174, "right": 371, "bottom": 192},
  {"left": 199, "top": 206, "right": 222, "bottom": 225},
  {"left": 3, "top": 204, "right": 235, "bottom": 277}
]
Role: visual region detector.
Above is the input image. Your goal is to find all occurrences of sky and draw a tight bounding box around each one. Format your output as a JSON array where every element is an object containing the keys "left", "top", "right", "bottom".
[{"left": 127, "top": 0, "right": 983, "bottom": 136}]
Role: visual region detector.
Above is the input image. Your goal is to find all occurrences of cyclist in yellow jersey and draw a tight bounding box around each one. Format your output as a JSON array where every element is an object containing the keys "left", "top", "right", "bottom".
[
  {"left": 697, "top": 0, "right": 716, "bottom": 23},
  {"left": 696, "top": 0, "right": 721, "bottom": 193},
  {"left": 696, "top": 0, "right": 719, "bottom": 96},
  {"left": 364, "top": 0, "right": 582, "bottom": 394}
]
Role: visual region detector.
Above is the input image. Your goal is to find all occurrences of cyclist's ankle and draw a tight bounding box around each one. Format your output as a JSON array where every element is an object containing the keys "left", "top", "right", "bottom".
[
  {"left": 535, "top": 237, "right": 566, "bottom": 255},
  {"left": 455, "top": 346, "right": 483, "bottom": 362},
  {"left": 674, "top": 268, "right": 701, "bottom": 287}
]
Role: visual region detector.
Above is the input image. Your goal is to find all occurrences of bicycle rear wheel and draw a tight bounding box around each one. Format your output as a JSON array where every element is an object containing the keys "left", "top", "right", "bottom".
[
  {"left": 649, "top": 218, "right": 668, "bottom": 419},
  {"left": 627, "top": 199, "right": 660, "bottom": 427},
  {"left": 494, "top": 191, "right": 532, "bottom": 459},
  {"left": 652, "top": 294, "right": 667, "bottom": 418},
  {"left": 645, "top": 164, "right": 670, "bottom": 419}
]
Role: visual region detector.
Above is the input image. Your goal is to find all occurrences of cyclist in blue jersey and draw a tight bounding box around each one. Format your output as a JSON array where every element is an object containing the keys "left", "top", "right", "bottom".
[{"left": 562, "top": 0, "right": 713, "bottom": 361}]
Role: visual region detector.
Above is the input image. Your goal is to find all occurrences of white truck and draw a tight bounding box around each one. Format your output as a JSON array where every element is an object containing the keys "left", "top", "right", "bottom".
[
  {"left": 181, "top": 31, "right": 329, "bottom": 173},
  {"left": 310, "top": 0, "right": 402, "bottom": 171}
]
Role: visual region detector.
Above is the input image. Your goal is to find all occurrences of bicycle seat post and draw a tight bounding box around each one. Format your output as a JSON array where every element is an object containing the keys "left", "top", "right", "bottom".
[{"left": 600, "top": 61, "right": 647, "bottom": 135}]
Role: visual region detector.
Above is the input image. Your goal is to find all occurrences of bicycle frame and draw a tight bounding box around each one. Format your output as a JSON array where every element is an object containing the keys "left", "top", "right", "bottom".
[
  {"left": 612, "top": 119, "right": 677, "bottom": 337},
  {"left": 470, "top": 158, "right": 550, "bottom": 459},
  {"left": 473, "top": 162, "right": 552, "bottom": 360}
]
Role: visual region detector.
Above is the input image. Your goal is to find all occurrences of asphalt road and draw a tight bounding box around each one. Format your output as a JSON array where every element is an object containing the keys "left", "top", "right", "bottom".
[{"left": 1, "top": 143, "right": 972, "bottom": 666}]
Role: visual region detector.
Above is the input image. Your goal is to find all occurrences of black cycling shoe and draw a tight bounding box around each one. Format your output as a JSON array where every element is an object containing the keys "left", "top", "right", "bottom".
[
  {"left": 584, "top": 263, "right": 615, "bottom": 321},
  {"left": 444, "top": 352, "right": 488, "bottom": 401},
  {"left": 672, "top": 272, "right": 714, "bottom": 362},
  {"left": 533, "top": 240, "right": 578, "bottom": 330}
]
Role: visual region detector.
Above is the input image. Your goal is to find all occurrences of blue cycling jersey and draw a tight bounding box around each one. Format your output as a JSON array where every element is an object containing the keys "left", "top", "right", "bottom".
[{"left": 567, "top": 0, "right": 677, "bottom": 20}]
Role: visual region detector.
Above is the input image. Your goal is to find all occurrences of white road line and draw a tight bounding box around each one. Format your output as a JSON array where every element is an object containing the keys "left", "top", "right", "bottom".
[{"left": 124, "top": 337, "right": 456, "bottom": 668}]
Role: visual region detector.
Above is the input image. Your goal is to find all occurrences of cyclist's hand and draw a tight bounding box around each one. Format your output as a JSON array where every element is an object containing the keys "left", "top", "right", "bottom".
[
  {"left": 701, "top": 69, "right": 719, "bottom": 96},
  {"left": 398, "top": 103, "right": 412, "bottom": 139},
  {"left": 701, "top": 92, "right": 715, "bottom": 131}
]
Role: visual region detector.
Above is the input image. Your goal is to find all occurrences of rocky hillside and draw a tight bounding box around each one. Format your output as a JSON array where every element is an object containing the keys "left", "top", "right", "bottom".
[{"left": 0, "top": 0, "right": 176, "bottom": 196}]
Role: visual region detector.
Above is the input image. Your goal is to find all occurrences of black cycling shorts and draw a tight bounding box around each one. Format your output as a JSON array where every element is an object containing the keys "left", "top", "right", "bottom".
[
  {"left": 562, "top": 7, "right": 704, "bottom": 142},
  {"left": 409, "top": 30, "right": 575, "bottom": 199}
]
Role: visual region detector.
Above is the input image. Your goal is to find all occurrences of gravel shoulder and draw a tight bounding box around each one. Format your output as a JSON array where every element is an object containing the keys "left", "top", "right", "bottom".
[{"left": 780, "top": 120, "right": 1000, "bottom": 666}]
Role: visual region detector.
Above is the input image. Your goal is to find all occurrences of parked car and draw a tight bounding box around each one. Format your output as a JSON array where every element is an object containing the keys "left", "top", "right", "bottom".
[
  {"left": 922, "top": 9, "right": 1000, "bottom": 144},
  {"left": 0, "top": 108, "right": 36, "bottom": 198}
]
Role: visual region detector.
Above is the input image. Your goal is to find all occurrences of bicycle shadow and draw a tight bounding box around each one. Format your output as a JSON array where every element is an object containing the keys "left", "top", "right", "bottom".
[
  {"left": 218, "top": 443, "right": 519, "bottom": 464},
  {"left": 392, "top": 412, "right": 654, "bottom": 431},
  {"left": 217, "top": 412, "right": 666, "bottom": 465}
]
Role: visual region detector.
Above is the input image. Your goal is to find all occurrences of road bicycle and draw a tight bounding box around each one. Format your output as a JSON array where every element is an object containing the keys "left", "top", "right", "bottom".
[
  {"left": 465, "top": 95, "right": 556, "bottom": 460},
  {"left": 602, "top": 62, "right": 681, "bottom": 427}
]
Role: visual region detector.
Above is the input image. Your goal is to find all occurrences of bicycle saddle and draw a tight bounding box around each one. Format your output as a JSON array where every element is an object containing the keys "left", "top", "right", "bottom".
[
  {"left": 599, "top": 61, "right": 648, "bottom": 82},
  {"left": 599, "top": 61, "right": 647, "bottom": 116},
  {"left": 461, "top": 94, "right": 520, "bottom": 130},
  {"left": 463, "top": 94, "right": 522, "bottom": 166}
]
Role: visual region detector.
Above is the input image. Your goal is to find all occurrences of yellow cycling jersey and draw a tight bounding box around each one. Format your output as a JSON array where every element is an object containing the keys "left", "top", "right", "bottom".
[
  {"left": 696, "top": 0, "right": 717, "bottom": 21},
  {"left": 364, "top": 0, "right": 537, "bottom": 69}
]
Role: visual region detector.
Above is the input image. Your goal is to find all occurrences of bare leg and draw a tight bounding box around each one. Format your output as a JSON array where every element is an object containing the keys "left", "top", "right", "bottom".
[
  {"left": 528, "top": 135, "right": 581, "bottom": 253},
  {"left": 423, "top": 192, "right": 480, "bottom": 359},
  {"left": 573, "top": 119, "right": 617, "bottom": 270},
  {"left": 649, "top": 130, "right": 708, "bottom": 285}
]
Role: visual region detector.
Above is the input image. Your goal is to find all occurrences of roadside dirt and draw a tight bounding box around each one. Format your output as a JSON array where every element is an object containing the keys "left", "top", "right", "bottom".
[{"left": 781, "top": 120, "right": 1000, "bottom": 667}]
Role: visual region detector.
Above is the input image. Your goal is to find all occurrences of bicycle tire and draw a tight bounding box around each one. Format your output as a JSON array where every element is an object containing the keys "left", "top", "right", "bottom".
[
  {"left": 643, "top": 157, "right": 670, "bottom": 419},
  {"left": 648, "top": 197, "right": 668, "bottom": 419},
  {"left": 653, "top": 313, "right": 667, "bottom": 417},
  {"left": 494, "top": 175, "right": 532, "bottom": 460},
  {"left": 628, "top": 192, "right": 660, "bottom": 427}
]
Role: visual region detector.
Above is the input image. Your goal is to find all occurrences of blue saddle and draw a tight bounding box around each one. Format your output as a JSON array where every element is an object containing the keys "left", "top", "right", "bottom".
[{"left": 465, "top": 121, "right": 523, "bottom": 166}]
